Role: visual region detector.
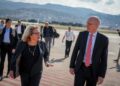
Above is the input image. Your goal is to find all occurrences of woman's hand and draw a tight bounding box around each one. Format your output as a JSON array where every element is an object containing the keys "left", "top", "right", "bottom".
[
  {"left": 45, "top": 62, "right": 54, "bottom": 67},
  {"left": 9, "top": 70, "right": 14, "bottom": 79},
  {"left": 69, "top": 68, "right": 75, "bottom": 75}
]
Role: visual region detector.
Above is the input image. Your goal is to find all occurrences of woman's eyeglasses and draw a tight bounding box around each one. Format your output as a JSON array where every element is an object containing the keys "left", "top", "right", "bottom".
[{"left": 32, "top": 32, "right": 40, "bottom": 35}]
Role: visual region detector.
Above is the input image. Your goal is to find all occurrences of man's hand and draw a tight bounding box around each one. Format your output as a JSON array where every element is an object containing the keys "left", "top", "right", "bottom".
[
  {"left": 45, "top": 62, "right": 54, "bottom": 67},
  {"left": 12, "top": 49, "right": 15, "bottom": 53},
  {"left": 97, "top": 77, "right": 104, "bottom": 85},
  {"left": 9, "top": 70, "right": 14, "bottom": 79},
  {"left": 69, "top": 68, "right": 75, "bottom": 75}
]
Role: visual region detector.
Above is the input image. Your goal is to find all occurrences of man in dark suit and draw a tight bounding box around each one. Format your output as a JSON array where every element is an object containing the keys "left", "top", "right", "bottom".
[
  {"left": 0, "top": 18, "right": 18, "bottom": 81},
  {"left": 70, "top": 16, "right": 109, "bottom": 86},
  {"left": 43, "top": 22, "right": 54, "bottom": 58},
  {"left": 15, "top": 20, "right": 26, "bottom": 40}
]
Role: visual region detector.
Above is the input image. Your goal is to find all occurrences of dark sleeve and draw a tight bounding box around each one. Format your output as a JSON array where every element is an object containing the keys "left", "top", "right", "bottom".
[
  {"left": 0, "top": 35, "right": 1, "bottom": 46},
  {"left": 21, "top": 25, "right": 25, "bottom": 34},
  {"left": 43, "top": 42, "right": 49, "bottom": 62},
  {"left": 118, "top": 32, "right": 120, "bottom": 36},
  {"left": 43, "top": 27, "right": 45, "bottom": 37},
  {"left": 22, "top": 24, "right": 26, "bottom": 33},
  {"left": 70, "top": 32, "right": 81, "bottom": 68},
  {"left": 0, "top": 28, "right": 5, "bottom": 46},
  {"left": 98, "top": 37, "right": 109, "bottom": 78},
  {"left": 51, "top": 27, "right": 54, "bottom": 37},
  {"left": 13, "top": 30, "right": 18, "bottom": 49},
  {"left": 49, "top": 26, "right": 54, "bottom": 37},
  {"left": 10, "top": 41, "right": 24, "bottom": 71}
]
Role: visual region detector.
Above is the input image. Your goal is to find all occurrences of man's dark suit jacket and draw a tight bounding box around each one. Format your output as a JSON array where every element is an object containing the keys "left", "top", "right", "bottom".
[
  {"left": 0, "top": 27, "right": 18, "bottom": 49},
  {"left": 43, "top": 26, "right": 54, "bottom": 38},
  {"left": 15, "top": 24, "right": 26, "bottom": 35},
  {"left": 70, "top": 31, "right": 109, "bottom": 78}
]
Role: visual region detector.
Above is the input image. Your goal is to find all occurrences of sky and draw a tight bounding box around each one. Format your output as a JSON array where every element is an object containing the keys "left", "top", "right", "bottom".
[{"left": 8, "top": 0, "right": 120, "bottom": 15}]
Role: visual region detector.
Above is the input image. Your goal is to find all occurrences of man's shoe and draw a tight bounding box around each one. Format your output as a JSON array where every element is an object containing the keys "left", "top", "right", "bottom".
[
  {"left": 114, "top": 59, "right": 118, "bottom": 62},
  {"left": 0, "top": 76, "right": 3, "bottom": 81}
]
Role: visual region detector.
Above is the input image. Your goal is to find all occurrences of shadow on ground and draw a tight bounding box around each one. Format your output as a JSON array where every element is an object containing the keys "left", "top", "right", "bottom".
[
  {"left": 109, "top": 60, "right": 120, "bottom": 72},
  {"left": 50, "top": 58, "right": 67, "bottom": 63}
]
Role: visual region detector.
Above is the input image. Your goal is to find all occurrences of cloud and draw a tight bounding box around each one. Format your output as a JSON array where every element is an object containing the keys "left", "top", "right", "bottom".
[
  {"left": 79, "top": 0, "right": 102, "bottom": 3},
  {"left": 105, "top": 0, "right": 114, "bottom": 5},
  {"left": 6, "top": 0, "right": 120, "bottom": 15}
]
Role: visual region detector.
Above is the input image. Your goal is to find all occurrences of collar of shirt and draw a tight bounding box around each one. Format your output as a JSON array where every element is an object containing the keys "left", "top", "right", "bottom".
[
  {"left": 6, "top": 27, "right": 11, "bottom": 29},
  {"left": 89, "top": 31, "right": 97, "bottom": 37},
  {"left": 6, "top": 28, "right": 11, "bottom": 31}
]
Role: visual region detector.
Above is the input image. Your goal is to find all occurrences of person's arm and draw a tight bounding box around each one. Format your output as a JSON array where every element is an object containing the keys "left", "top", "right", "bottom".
[
  {"left": 12, "top": 29, "right": 18, "bottom": 53},
  {"left": 51, "top": 26, "right": 55, "bottom": 38},
  {"left": 43, "top": 27, "right": 45, "bottom": 38},
  {"left": 70, "top": 32, "right": 81, "bottom": 68},
  {"left": 21, "top": 24, "right": 25, "bottom": 34},
  {"left": 43, "top": 42, "right": 49, "bottom": 63},
  {"left": 10, "top": 41, "right": 24, "bottom": 78},
  {"left": 97, "top": 37, "right": 109, "bottom": 85},
  {"left": 98, "top": 37, "right": 109, "bottom": 78},
  {"left": 11, "top": 41, "right": 24, "bottom": 70},
  {"left": 43, "top": 42, "right": 53, "bottom": 67},
  {"left": 48, "top": 26, "right": 54, "bottom": 37},
  {"left": 69, "top": 32, "right": 81, "bottom": 75},
  {"left": 62, "top": 35, "right": 65, "bottom": 42},
  {"left": 62, "top": 32, "right": 66, "bottom": 42}
]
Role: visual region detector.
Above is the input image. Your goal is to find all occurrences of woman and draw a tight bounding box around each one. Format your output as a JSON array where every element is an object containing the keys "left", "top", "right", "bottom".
[{"left": 9, "top": 26, "right": 52, "bottom": 86}]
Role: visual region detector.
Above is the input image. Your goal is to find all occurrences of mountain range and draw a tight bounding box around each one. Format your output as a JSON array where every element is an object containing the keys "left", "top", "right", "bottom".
[{"left": 0, "top": 0, "right": 120, "bottom": 28}]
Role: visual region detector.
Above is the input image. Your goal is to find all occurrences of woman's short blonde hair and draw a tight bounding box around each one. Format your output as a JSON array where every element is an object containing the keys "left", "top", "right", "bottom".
[{"left": 21, "top": 25, "right": 39, "bottom": 42}]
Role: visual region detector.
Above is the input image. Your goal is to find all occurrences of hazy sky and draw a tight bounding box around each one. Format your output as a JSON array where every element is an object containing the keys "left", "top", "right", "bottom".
[{"left": 8, "top": 0, "right": 120, "bottom": 15}]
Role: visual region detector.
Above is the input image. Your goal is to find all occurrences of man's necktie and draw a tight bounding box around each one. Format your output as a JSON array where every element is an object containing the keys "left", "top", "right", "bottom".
[{"left": 85, "top": 34, "right": 93, "bottom": 67}]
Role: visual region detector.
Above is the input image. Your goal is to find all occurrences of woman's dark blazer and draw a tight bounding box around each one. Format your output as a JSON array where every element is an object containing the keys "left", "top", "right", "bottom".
[{"left": 10, "top": 40, "right": 49, "bottom": 78}]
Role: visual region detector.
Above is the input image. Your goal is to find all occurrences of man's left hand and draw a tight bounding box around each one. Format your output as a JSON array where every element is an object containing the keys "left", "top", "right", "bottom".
[
  {"left": 12, "top": 49, "right": 15, "bottom": 53},
  {"left": 97, "top": 77, "right": 104, "bottom": 85},
  {"left": 45, "top": 62, "right": 54, "bottom": 67}
]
